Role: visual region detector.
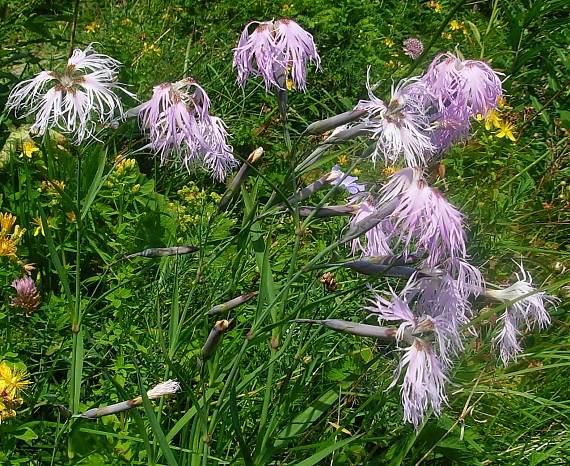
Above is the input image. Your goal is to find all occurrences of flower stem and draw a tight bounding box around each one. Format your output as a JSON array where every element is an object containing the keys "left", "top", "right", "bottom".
[{"left": 67, "top": 0, "right": 81, "bottom": 59}]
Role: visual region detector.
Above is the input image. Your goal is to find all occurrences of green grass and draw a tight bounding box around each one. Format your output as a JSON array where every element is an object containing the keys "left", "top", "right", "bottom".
[{"left": 1, "top": 0, "right": 569, "bottom": 464}]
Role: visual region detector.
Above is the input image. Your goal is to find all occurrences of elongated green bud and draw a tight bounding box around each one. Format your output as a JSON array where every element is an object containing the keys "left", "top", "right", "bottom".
[
  {"left": 305, "top": 109, "right": 367, "bottom": 135},
  {"left": 200, "top": 319, "right": 235, "bottom": 366},
  {"left": 124, "top": 245, "right": 198, "bottom": 259},
  {"left": 286, "top": 175, "right": 329, "bottom": 205},
  {"left": 207, "top": 291, "right": 258, "bottom": 316},
  {"left": 298, "top": 205, "right": 358, "bottom": 218},
  {"left": 218, "top": 147, "right": 264, "bottom": 212},
  {"left": 295, "top": 318, "right": 397, "bottom": 339}
]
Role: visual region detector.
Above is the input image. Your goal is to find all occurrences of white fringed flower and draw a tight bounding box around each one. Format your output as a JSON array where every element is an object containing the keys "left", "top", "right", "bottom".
[
  {"left": 146, "top": 379, "right": 181, "bottom": 399},
  {"left": 7, "top": 45, "right": 132, "bottom": 144}
]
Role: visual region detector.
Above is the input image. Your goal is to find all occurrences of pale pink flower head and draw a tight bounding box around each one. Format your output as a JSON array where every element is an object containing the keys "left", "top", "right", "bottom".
[
  {"left": 233, "top": 19, "right": 321, "bottom": 91},
  {"left": 6, "top": 45, "right": 132, "bottom": 144},
  {"left": 11, "top": 276, "right": 40, "bottom": 315},
  {"left": 136, "top": 78, "right": 236, "bottom": 181},
  {"left": 403, "top": 38, "right": 424, "bottom": 60},
  {"left": 147, "top": 379, "right": 181, "bottom": 399},
  {"left": 487, "top": 263, "right": 558, "bottom": 365},
  {"left": 358, "top": 73, "right": 434, "bottom": 166},
  {"left": 378, "top": 168, "right": 467, "bottom": 266},
  {"left": 349, "top": 200, "right": 394, "bottom": 257}
]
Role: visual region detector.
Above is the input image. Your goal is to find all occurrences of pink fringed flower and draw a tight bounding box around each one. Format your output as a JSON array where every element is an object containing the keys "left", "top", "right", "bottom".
[
  {"left": 6, "top": 45, "right": 132, "bottom": 144},
  {"left": 11, "top": 277, "right": 40, "bottom": 315},
  {"left": 486, "top": 263, "right": 557, "bottom": 365},
  {"left": 233, "top": 19, "right": 321, "bottom": 91},
  {"left": 350, "top": 200, "right": 394, "bottom": 257},
  {"left": 136, "top": 78, "right": 236, "bottom": 181},
  {"left": 358, "top": 74, "right": 434, "bottom": 166},
  {"left": 378, "top": 168, "right": 467, "bottom": 266}
]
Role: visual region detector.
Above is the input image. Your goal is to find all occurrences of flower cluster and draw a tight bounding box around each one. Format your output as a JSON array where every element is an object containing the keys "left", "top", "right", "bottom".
[
  {"left": 11, "top": 277, "right": 41, "bottom": 315},
  {"left": 0, "top": 361, "right": 30, "bottom": 423},
  {"left": 233, "top": 19, "right": 320, "bottom": 91},
  {"left": 0, "top": 213, "right": 25, "bottom": 260}
]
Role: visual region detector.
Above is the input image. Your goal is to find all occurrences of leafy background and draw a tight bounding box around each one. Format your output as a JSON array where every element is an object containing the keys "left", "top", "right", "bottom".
[{"left": 1, "top": 0, "right": 569, "bottom": 464}]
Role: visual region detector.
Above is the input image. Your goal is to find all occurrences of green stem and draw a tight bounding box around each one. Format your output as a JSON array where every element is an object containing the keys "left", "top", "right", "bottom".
[{"left": 67, "top": 0, "right": 81, "bottom": 59}]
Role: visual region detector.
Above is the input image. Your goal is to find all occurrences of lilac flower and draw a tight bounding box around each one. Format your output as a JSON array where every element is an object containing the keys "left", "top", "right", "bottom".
[
  {"left": 403, "top": 38, "right": 424, "bottom": 60},
  {"left": 11, "top": 277, "right": 40, "bottom": 314},
  {"left": 233, "top": 19, "right": 320, "bottom": 91},
  {"left": 358, "top": 74, "right": 434, "bottom": 166},
  {"left": 136, "top": 78, "right": 237, "bottom": 181},
  {"left": 391, "top": 339, "right": 448, "bottom": 427},
  {"left": 367, "top": 282, "right": 417, "bottom": 341},
  {"left": 326, "top": 165, "right": 365, "bottom": 194},
  {"left": 349, "top": 200, "right": 394, "bottom": 257},
  {"left": 6, "top": 45, "right": 132, "bottom": 144},
  {"left": 378, "top": 168, "right": 467, "bottom": 266},
  {"left": 486, "top": 263, "right": 557, "bottom": 365}
]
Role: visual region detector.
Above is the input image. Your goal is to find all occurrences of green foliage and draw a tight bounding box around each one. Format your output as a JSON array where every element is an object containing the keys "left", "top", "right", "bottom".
[{"left": 1, "top": 0, "right": 569, "bottom": 465}]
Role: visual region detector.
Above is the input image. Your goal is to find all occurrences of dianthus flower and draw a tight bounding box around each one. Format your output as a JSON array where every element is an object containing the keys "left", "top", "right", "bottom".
[
  {"left": 486, "top": 263, "right": 557, "bottom": 365},
  {"left": 233, "top": 18, "right": 321, "bottom": 91},
  {"left": 358, "top": 74, "right": 434, "bottom": 166},
  {"left": 403, "top": 38, "right": 424, "bottom": 60},
  {"left": 136, "top": 78, "right": 237, "bottom": 181},
  {"left": 7, "top": 45, "right": 132, "bottom": 144}
]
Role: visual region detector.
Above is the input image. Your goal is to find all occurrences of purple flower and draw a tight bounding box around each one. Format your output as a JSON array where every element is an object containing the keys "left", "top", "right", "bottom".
[
  {"left": 136, "top": 78, "right": 237, "bottom": 181},
  {"left": 326, "top": 165, "right": 365, "bottom": 194},
  {"left": 391, "top": 339, "right": 448, "bottom": 427},
  {"left": 403, "top": 38, "right": 424, "bottom": 60},
  {"left": 367, "top": 282, "right": 417, "bottom": 341},
  {"left": 350, "top": 200, "right": 394, "bottom": 257},
  {"left": 358, "top": 74, "right": 434, "bottom": 166},
  {"left": 486, "top": 263, "right": 557, "bottom": 365},
  {"left": 11, "top": 277, "right": 40, "bottom": 314},
  {"left": 233, "top": 19, "right": 321, "bottom": 91},
  {"left": 378, "top": 168, "right": 467, "bottom": 267},
  {"left": 6, "top": 45, "right": 132, "bottom": 144}
]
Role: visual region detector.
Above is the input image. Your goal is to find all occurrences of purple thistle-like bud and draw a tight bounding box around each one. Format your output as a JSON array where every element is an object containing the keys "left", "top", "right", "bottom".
[
  {"left": 403, "top": 38, "right": 424, "bottom": 60},
  {"left": 358, "top": 74, "right": 434, "bottom": 166},
  {"left": 391, "top": 339, "right": 448, "bottom": 427},
  {"left": 378, "top": 168, "right": 467, "bottom": 267},
  {"left": 11, "top": 277, "right": 40, "bottom": 314},
  {"left": 326, "top": 165, "right": 365, "bottom": 194},
  {"left": 233, "top": 19, "right": 320, "bottom": 92},
  {"left": 136, "top": 78, "right": 236, "bottom": 181},
  {"left": 486, "top": 263, "right": 557, "bottom": 365},
  {"left": 6, "top": 45, "right": 132, "bottom": 144}
]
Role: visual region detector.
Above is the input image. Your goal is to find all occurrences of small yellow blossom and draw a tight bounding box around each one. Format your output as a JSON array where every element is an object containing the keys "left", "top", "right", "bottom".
[
  {"left": 0, "top": 213, "right": 17, "bottom": 235},
  {"left": 386, "top": 60, "right": 397, "bottom": 68},
  {"left": 441, "top": 32, "right": 452, "bottom": 40},
  {"left": 10, "top": 225, "right": 25, "bottom": 245},
  {"left": 382, "top": 166, "right": 398, "bottom": 177},
  {"left": 131, "top": 184, "right": 141, "bottom": 194},
  {"left": 450, "top": 20, "right": 466, "bottom": 32},
  {"left": 495, "top": 120, "right": 516, "bottom": 142},
  {"left": 428, "top": 1, "right": 442, "bottom": 12},
  {"left": 41, "top": 180, "right": 65, "bottom": 196},
  {"left": 31, "top": 217, "right": 55, "bottom": 237},
  {"left": 286, "top": 78, "right": 294, "bottom": 91},
  {"left": 477, "top": 109, "right": 501, "bottom": 130},
  {"left": 282, "top": 3, "right": 293, "bottom": 13},
  {"left": 352, "top": 168, "right": 361, "bottom": 176},
  {"left": 84, "top": 22, "right": 100, "bottom": 33},
  {"left": 337, "top": 154, "right": 349, "bottom": 165},
  {"left": 142, "top": 43, "right": 161, "bottom": 56},
  {"left": 0, "top": 361, "right": 30, "bottom": 423},
  {"left": 65, "top": 212, "right": 77, "bottom": 223},
  {"left": 0, "top": 237, "right": 17, "bottom": 259},
  {"left": 114, "top": 158, "right": 137, "bottom": 176},
  {"left": 22, "top": 140, "right": 39, "bottom": 158},
  {"left": 383, "top": 38, "right": 395, "bottom": 48},
  {"left": 120, "top": 18, "right": 132, "bottom": 26}
]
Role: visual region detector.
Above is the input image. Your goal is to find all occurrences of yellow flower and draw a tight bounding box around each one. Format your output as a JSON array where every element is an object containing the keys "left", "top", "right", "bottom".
[
  {"left": 0, "top": 362, "right": 30, "bottom": 399},
  {"left": 337, "top": 154, "right": 349, "bottom": 165},
  {"left": 41, "top": 180, "right": 65, "bottom": 196},
  {"left": 0, "top": 213, "right": 17, "bottom": 235},
  {"left": 428, "top": 1, "right": 442, "bottom": 12},
  {"left": 31, "top": 217, "right": 55, "bottom": 237},
  {"left": 85, "top": 22, "right": 100, "bottom": 33},
  {"left": 286, "top": 78, "right": 294, "bottom": 91},
  {"left": 120, "top": 18, "right": 132, "bottom": 26},
  {"left": 382, "top": 166, "right": 398, "bottom": 176},
  {"left": 142, "top": 43, "right": 161, "bottom": 56},
  {"left": 115, "top": 158, "right": 137, "bottom": 176},
  {"left": 383, "top": 38, "right": 395, "bottom": 48},
  {"left": 10, "top": 225, "right": 25, "bottom": 245},
  {"left": 495, "top": 120, "right": 516, "bottom": 142},
  {"left": 441, "top": 32, "right": 452, "bottom": 40},
  {"left": 0, "top": 236, "right": 17, "bottom": 259},
  {"left": 65, "top": 211, "right": 77, "bottom": 223},
  {"left": 386, "top": 59, "right": 397, "bottom": 68},
  {"left": 21, "top": 140, "right": 39, "bottom": 158},
  {"left": 484, "top": 110, "right": 502, "bottom": 130},
  {"left": 450, "top": 20, "right": 465, "bottom": 32}
]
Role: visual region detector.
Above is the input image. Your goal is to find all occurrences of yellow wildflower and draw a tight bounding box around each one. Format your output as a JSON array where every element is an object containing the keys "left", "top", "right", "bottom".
[
  {"left": 286, "top": 78, "right": 294, "bottom": 91},
  {"left": 32, "top": 217, "right": 55, "bottom": 237},
  {"left": 115, "top": 158, "right": 137, "bottom": 176},
  {"left": 386, "top": 60, "right": 397, "bottom": 68},
  {"left": 121, "top": 18, "right": 132, "bottom": 26},
  {"left": 441, "top": 31, "right": 452, "bottom": 40},
  {"left": 85, "top": 22, "right": 100, "bottom": 33},
  {"left": 495, "top": 120, "right": 516, "bottom": 142},
  {"left": 383, "top": 38, "right": 395, "bottom": 48},
  {"left": 0, "top": 213, "right": 17, "bottom": 235},
  {"left": 483, "top": 110, "right": 501, "bottom": 130},
  {"left": 21, "top": 140, "right": 39, "bottom": 158},
  {"left": 450, "top": 20, "right": 466, "bottom": 32},
  {"left": 382, "top": 166, "right": 398, "bottom": 176},
  {"left": 41, "top": 180, "right": 65, "bottom": 196},
  {"left": 142, "top": 43, "right": 161, "bottom": 56},
  {"left": 0, "top": 237, "right": 17, "bottom": 259},
  {"left": 11, "top": 225, "right": 25, "bottom": 244},
  {"left": 428, "top": 1, "right": 442, "bottom": 12},
  {"left": 65, "top": 211, "right": 77, "bottom": 223},
  {"left": 0, "top": 362, "right": 30, "bottom": 399},
  {"left": 337, "top": 154, "right": 349, "bottom": 165}
]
